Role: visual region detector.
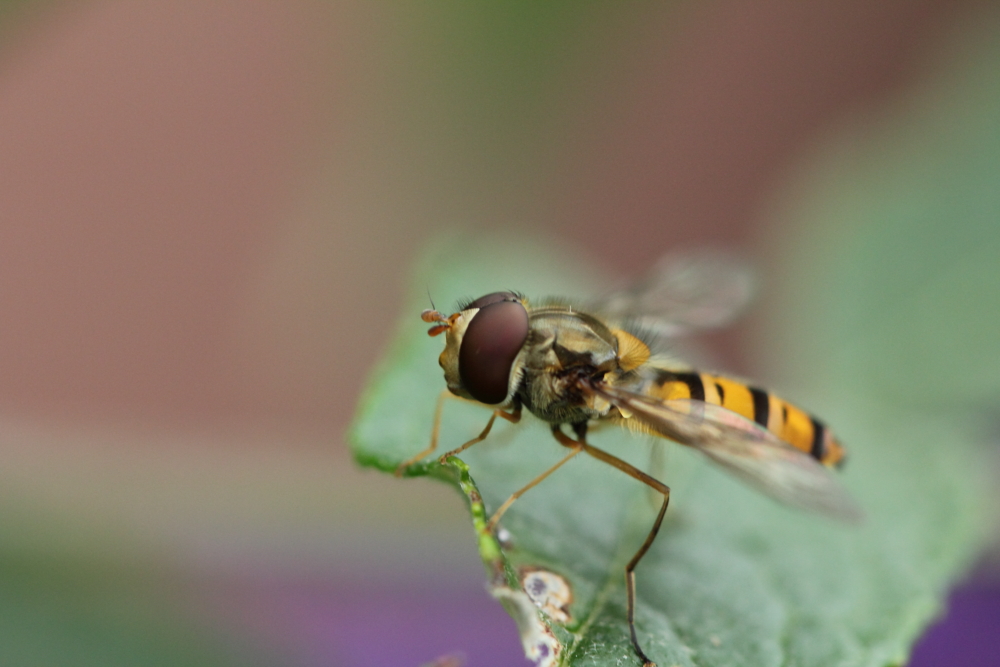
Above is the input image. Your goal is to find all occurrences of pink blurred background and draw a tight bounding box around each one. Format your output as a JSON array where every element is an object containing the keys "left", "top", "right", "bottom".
[
  {"left": 0, "top": 0, "right": 972, "bottom": 429},
  {"left": 0, "top": 2, "right": 990, "bottom": 665}
]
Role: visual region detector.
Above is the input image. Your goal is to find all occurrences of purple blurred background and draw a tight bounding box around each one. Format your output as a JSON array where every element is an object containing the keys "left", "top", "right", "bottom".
[{"left": 0, "top": 2, "right": 995, "bottom": 665}]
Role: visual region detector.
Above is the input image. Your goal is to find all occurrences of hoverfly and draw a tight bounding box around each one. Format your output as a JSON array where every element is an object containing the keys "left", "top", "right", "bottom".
[{"left": 397, "top": 254, "right": 860, "bottom": 667}]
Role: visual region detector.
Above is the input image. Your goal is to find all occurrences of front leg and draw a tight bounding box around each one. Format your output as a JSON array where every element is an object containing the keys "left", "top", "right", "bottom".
[
  {"left": 395, "top": 393, "right": 522, "bottom": 476},
  {"left": 437, "top": 403, "right": 522, "bottom": 463},
  {"left": 394, "top": 389, "right": 453, "bottom": 476}
]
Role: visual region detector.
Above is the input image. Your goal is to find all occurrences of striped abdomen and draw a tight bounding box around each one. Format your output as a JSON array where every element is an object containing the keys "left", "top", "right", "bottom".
[{"left": 649, "top": 370, "right": 846, "bottom": 468}]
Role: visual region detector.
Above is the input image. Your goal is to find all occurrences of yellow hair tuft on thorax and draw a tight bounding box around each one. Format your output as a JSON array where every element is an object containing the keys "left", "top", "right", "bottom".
[{"left": 611, "top": 328, "right": 651, "bottom": 372}]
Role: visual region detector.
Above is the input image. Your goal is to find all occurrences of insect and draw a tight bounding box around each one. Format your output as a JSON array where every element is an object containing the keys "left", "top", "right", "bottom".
[{"left": 397, "top": 254, "right": 860, "bottom": 667}]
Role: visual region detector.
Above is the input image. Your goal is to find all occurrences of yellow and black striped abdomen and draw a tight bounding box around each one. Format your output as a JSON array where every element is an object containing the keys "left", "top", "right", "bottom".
[{"left": 647, "top": 369, "right": 846, "bottom": 468}]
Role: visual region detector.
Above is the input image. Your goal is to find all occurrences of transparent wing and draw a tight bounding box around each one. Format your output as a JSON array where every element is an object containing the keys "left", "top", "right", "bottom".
[
  {"left": 589, "top": 383, "right": 862, "bottom": 522},
  {"left": 591, "top": 250, "right": 756, "bottom": 337}
]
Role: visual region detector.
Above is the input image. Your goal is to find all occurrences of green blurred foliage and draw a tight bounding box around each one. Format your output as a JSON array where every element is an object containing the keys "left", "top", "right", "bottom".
[
  {"left": 386, "top": 2, "right": 656, "bottom": 215},
  {"left": 0, "top": 551, "right": 278, "bottom": 667},
  {"left": 764, "top": 13, "right": 1000, "bottom": 417},
  {"left": 0, "top": 500, "right": 285, "bottom": 666}
]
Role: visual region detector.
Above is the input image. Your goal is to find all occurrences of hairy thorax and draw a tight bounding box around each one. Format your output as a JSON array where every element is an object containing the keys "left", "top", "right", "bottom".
[{"left": 515, "top": 307, "right": 620, "bottom": 425}]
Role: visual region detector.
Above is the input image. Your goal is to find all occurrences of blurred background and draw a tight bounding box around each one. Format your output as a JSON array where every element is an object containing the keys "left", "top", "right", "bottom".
[{"left": 0, "top": 2, "right": 996, "bottom": 665}]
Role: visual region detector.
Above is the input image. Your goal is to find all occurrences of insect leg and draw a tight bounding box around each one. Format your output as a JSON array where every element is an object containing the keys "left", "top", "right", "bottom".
[
  {"left": 552, "top": 426, "right": 668, "bottom": 667},
  {"left": 436, "top": 402, "right": 521, "bottom": 464},
  {"left": 485, "top": 443, "right": 583, "bottom": 533},
  {"left": 395, "top": 391, "right": 520, "bottom": 475},
  {"left": 394, "top": 389, "right": 452, "bottom": 476}
]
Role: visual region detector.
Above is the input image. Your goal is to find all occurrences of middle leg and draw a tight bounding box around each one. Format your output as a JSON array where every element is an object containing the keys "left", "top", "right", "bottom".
[{"left": 486, "top": 440, "right": 583, "bottom": 532}]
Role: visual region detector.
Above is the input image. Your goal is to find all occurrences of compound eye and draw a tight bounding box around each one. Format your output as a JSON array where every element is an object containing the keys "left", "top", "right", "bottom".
[
  {"left": 465, "top": 291, "right": 519, "bottom": 310},
  {"left": 459, "top": 300, "right": 529, "bottom": 404}
]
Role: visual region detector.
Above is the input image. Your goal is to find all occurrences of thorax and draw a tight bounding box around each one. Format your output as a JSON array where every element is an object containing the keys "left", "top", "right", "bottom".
[{"left": 515, "top": 306, "right": 621, "bottom": 424}]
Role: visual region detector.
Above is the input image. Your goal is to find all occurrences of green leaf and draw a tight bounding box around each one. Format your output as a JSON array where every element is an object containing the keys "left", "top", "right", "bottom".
[
  {"left": 351, "top": 21, "right": 1000, "bottom": 667},
  {"left": 350, "top": 233, "right": 992, "bottom": 666}
]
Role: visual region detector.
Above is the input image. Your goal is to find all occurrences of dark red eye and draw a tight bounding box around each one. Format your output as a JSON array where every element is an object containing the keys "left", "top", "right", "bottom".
[
  {"left": 465, "top": 291, "right": 520, "bottom": 310},
  {"left": 459, "top": 299, "right": 529, "bottom": 404}
]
